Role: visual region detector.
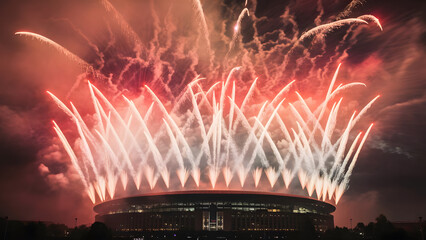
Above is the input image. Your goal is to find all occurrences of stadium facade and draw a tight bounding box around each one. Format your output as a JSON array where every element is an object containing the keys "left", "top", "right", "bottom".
[{"left": 94, "top": 190, "right": 335, "bottom": 234}]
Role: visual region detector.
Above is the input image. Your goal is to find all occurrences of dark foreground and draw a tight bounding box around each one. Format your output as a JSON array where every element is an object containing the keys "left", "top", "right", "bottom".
[{"left": 0, "top": 215, "right": 424, "bottom": 240}]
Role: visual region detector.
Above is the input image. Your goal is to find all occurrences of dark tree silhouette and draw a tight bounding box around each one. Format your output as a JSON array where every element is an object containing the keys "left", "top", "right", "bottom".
[{"left": 85, "top": 222, "right": 112, "bottom": 240}]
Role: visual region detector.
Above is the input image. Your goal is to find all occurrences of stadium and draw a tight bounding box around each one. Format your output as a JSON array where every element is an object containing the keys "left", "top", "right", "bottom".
[{"left": 94, "top": 190, "right": 335, "bottom": 235}]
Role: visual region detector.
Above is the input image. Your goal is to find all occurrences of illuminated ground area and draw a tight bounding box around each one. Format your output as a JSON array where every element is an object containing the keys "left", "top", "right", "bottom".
[{"left": 94, "top": 190, "right": 335, "bottom": 234}]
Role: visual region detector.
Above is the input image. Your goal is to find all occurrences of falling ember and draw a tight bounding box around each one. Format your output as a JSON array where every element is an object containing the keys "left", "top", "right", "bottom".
[{"left": 234, "top": 24, "right": 239, "bottom": 32}]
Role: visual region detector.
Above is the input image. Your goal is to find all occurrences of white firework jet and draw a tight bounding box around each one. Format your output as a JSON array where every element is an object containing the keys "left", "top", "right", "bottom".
[{"left": 49, "top": 65, "right": 378, "bottom": 204}]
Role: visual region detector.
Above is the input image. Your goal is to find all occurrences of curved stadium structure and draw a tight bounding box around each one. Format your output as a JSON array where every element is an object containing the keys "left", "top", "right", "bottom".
[{"left": 94, "top": 191, "right": 335, "bottom": 234}]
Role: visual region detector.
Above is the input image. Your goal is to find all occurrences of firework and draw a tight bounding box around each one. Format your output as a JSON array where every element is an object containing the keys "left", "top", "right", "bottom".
[
  {"left": 15, "top": 0, "right": 383, "bottom": 205},
  {"left": 49, "top": 65, "right": 377, "bottom": 204}
]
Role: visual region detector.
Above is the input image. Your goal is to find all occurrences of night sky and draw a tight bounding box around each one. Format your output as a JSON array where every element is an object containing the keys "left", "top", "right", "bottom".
[{"left": 0, "top": 0, "right": 425, "bottom": 227}]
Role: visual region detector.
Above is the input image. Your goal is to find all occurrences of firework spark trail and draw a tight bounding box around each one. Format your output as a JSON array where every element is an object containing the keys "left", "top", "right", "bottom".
[
  {"left": 94, "top": 130, "right": 123, "bottom": 193},
  {"left": 192, "top": 0, "right": 211, "bottom": 52},
  {"left": 99, "top": 0, "right": 143, "bottom": 49},
  {"left": 300, "top": 14, "right": 382, "bottom": 80},
  {"left": 245, "top": 8, "right": 278, "bottom": 84},
  {"left": 291, "top": 93, "right": 354, "bottom": 167},
  {"left": 139, "top": 0, "right": 164, "bottom": 89},
  {"left": 287, "top": 100, "right": 348, "bottom": 188},
  {"left": 277, "top": 16, "right": 372, "bottom": 81},
  {"left": 336, "top": 0, "right": 366, "bottom": 20},
  {"left": 272, "top": 111, "right": 302, "bottom": 187},
  {"left": 48, "top": 94, "right": 107, "bottom": 199},
  {"left": 15, "top": 32, "right": 93, "bottom": 71},
  {"left": 144, "top": 86, "right": 201, "bottom": 186},
  {"left": 228, "top": 80, "right": 296, "bottom": 175},
  {"left": 14, "top": 31, "right": 107, "bottom": 99},
  {"left": 318, "top": 95, "right": 379, "bottom": 167},
  {"left": 142, "top": 87, "right": 196, "bottom": 179},
  {"left": 122, "top": 98, "right": 167, "bottom": 180},
  {"left": 321, "top": 99, "right": 343, "bottom": 155},
  {"left": 243, "top": 99, "right": 286, "bottom": 176},
  {"left": 52, "top": 121, "right": 96, "bottom": 203},
  {"left": 227, "top": 100, "right": 270, "bottom": 181},
  {"left": 143, "top": 77, "right": 204, "bottom": 152},
  {"left": 58, "top": 18, "right": 106, "bottom": 69},
  {"left": 358, "top": 15, "right": 383, "bottom": 31},
  {"left": 227, "top": 8, "right": 250, "bottom": 56},
  {"left": 335, "top": 123, "right": 374, "bottom": 203},
  {"left": 326, "top": 131, "right": 362, "bottom": 199},
  {"left": 254, "top": 117, "right": 290, "bottom": 187},
  {"left": 291, "top": 10, "right": 373, "bottom": 77},
  {"left": 99, "top": 0, "right": 178, "bottom": 99},
  {"left": 225, "top": 80, "right": 236, "bottom": 174},
  {"left": 291, "top": 93, "right": 338, "bottom": 181},
  {"left": 298, "top": 18, "right": 368, "bottom": 42},
  {"left": 148, "top": 0, "right": 161, "bottom": 52},
  {"left": 319, "top": 29, "right": 353, "bottom": 81},
  {"left": 85, "top": 87, "right": 143, "bottom": 186},
  {"left": 300, "top": 93, "right": 378, "bottom": 171},
  {"left": 299, "top": 0, "right": 328, "bottom": 81},
  {"left": 318, "top": 13, "right": 376, "bottom": 81},
  {"left": 188, "top": 87, "right": 212, "bottom": 166},
  {"left": 264, "top": 78, "right": 376, "bottom": 198}
]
